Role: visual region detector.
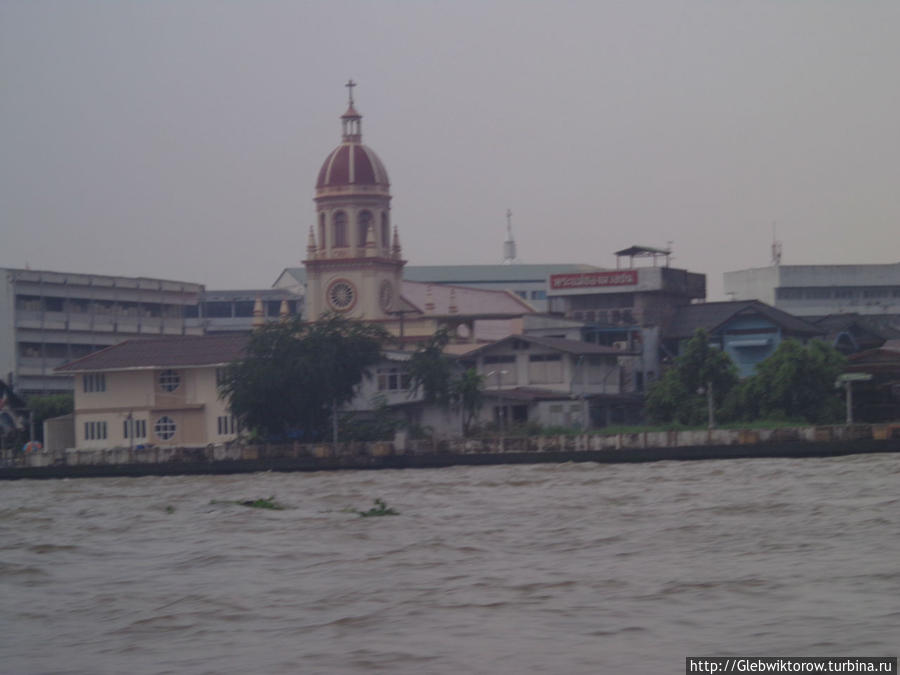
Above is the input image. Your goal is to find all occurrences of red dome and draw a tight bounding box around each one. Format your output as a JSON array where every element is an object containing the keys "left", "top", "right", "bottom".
[{"left": 316, "top": 143, "right": 390, "bottom": 190}]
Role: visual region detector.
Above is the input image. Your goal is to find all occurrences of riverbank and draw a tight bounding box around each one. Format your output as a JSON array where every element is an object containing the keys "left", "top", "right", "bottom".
[{"left": 2, "top": 423, "right": 899, "bottom": 480}]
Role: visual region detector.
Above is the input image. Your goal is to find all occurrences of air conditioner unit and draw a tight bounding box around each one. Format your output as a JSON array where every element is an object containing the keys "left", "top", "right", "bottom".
[{"left": 612, "top": 341, "right": 628, "bottom": 351}]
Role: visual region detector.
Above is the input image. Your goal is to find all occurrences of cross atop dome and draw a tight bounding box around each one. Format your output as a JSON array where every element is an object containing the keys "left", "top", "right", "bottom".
[
  {"left": 341, "top": 79, "right": 362, "bottom": 140},
  {"left": 345, "top": 79, "right": 356, "bottom": 106}
]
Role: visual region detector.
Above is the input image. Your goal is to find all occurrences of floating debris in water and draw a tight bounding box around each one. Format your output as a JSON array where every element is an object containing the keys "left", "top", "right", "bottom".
[
  {"left": 358, "top": 498, "right": 398, "bottom": 517},
  {"left": 210, "top": 496, "right": 285, "bottom": 510}
]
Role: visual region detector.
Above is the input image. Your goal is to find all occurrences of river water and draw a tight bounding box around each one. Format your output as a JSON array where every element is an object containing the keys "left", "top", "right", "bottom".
[{"left": 2, "top": 454, "right": 899, "bottom": 674}]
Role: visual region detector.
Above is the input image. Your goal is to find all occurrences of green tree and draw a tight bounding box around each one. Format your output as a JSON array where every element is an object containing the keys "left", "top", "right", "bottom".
[
  {"left": 407, "top": 328, "right": 485, "bottom": 435},
  {"left": 25, "top": 393, "right": 74, "bottom": 443},
  {"left": 219, "top": 315, "right": 387, "bottom": 440},
  {"left": 452, "top": 368, "right": 484, "bottom": 435},
  {"left": 645, "top": 329, "right": 739, "bottom": 426},
  {"left": 737, "top": 339, "right": 846, "bottom": 424},
  {"left": 407, "top": 327, "right": 454, "bottom": 405}
]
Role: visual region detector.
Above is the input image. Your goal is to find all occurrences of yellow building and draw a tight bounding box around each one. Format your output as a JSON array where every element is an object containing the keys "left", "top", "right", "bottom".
[{"left": 56, "top": 334, "right": 246, "bottom": 449}]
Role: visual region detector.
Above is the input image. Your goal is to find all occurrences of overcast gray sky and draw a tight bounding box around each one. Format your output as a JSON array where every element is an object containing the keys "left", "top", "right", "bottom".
[{"left": 2, "top": 1, "right": 899, "bottom": 299}]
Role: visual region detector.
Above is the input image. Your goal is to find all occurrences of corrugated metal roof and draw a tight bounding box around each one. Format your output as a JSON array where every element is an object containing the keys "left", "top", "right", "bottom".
[
  {"left": 275, "top": 264, "right": 601, "bottom": 288},
  {"left": 402, "top": 264, "right": 602, "bottom": 283}
]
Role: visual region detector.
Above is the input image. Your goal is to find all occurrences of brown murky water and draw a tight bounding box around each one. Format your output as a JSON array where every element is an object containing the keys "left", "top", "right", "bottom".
[{"left": 2, "top": 455, "right": 900, "bottom": 674}]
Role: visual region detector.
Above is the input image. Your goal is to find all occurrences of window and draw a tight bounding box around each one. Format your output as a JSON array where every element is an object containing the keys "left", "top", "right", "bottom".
[
  {"left": 154, "top": 416, "right": 176, "bottom": 441},
  {"left": 319, "top": 213, "right": 326, "bottom": 250},
  {"left": 529, "top": 353, "right": 563, "bottom": 384},
  {"left": 203, "top": 301, "right": 232, "bottom": 318},
  {"left": 530, "top": 290, "right": 547, "bottom": 300},
  {"left": 483, "top": 356, "right": 516, "bottom": 386},
  {"left": 233, "top": 301, "right": 254, "bottom": 317},
  {"left": 158, "top": 370, "right": 180, "bottom": 392},
  {"left": 357, "top": 210, "right": 373, "bottom": 247},
  {"left": 217, "top": 415, "right": 240, "bottom": 435},
  {"left": 511, "top": 339, "right": 529, "bottom": 351},
  {"left": 834, "top": 288, "right": 855, "bottom": 299},
  {"left": 216, "top": 368, "right": 228, "bottom": 386},
  {"left": 381, "top": 213, "right": 389, "bottom": 248},
  {"left": 16, "top": 295, "right": 42, "bottom": 311},
  {"left": 83, "top": 373, "right": 106, "bottom": 393},
  {"left": 377, "top": 367, "right": 411, "bottom": 391},
  {"left": 776, "top": 287, "right": 803, "bottom": 300},
  {"left": 84, "top": 421, "right": 107, "bottom": 440},
  {"left": 333, "top": 211, "right": 348, "bottom": 247},
  {"left": 123, "top": 418, "right": 146, "bottom": 440},
  {"left": 327, "top": 280, "right": 356, "bottom": 310}
]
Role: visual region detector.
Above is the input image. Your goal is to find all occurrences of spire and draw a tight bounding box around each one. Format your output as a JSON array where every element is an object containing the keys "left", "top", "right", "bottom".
[
  {"left": 307, "top": 226, "right": 318, "bottom": 258},
  {"left": 252, "top": 296, "right": 265, "bottom": 328},
  {"left": 391, "top": 225, "right": 403, "bottom": 259},
  {"left": 341, "top": 79, "right": 362, "bottom": 141},
  {"left": 503, "top": 208, "right": 517, "bottom": 264}
]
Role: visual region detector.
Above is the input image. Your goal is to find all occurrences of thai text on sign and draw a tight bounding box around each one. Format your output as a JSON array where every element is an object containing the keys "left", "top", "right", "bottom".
[{"left": 549, "top": 270, "right": 638, "bottom": 290}]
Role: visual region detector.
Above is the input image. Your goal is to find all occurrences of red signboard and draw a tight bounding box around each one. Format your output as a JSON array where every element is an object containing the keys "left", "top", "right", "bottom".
[{"left": 549, "top": 270, "right": 638, "bottom": 290}]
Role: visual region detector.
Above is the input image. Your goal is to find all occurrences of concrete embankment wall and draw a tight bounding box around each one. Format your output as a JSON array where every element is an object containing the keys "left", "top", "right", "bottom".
[{"left": 2, "top": 424, "right": 899, "bottom": 480}]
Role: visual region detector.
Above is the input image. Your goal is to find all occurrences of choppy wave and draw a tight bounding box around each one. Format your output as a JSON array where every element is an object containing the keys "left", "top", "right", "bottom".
[{"left": 2, "top": 454, "right": 899, "bottom": 674}]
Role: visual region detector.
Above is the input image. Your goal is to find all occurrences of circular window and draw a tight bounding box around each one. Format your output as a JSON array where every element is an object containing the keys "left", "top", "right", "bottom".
[
  {"left": 159, "top": 369, "right": 180, "bottom": 392},
  {"left": 327, "top": 279, "right": 356, "bottom": 311},
  {"left": 379, "top": 279, "right": 393, "bottom": 311},
  {"left": 154, "top": 416, "right": 176, "bottom": 441}
]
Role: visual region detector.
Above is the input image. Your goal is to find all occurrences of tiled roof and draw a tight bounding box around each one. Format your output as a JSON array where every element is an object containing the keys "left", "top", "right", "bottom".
[
  {"left": 401, "top": 281, "right": 534, "bottom": 316},
  {"left": 665, "top": 301, "right": 823, "bottom": 340},
  {"left": 56, "top": 334, "right": 249, "bottom": 373}
]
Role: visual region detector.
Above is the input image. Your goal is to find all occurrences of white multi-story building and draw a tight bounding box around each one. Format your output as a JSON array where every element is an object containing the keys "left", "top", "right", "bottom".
[
  {"left": 0, "top": 269, "right": 303, "bottom": 397},
  {"left": 724, "top": 263, "right": 900, "bottom": 318},
  {"left": 1, "top": 268, "right": 204, "bottom": 395}
]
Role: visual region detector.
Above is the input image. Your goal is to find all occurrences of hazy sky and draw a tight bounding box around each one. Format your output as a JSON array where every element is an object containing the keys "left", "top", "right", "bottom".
[{"left": 2, "top": 1, "right": 899, "bottom": 299}]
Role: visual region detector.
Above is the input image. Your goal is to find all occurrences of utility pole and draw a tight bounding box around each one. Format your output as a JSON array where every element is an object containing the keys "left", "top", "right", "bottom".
[{"left": 487, "top": 369, "right": 508, "bottom": 437}]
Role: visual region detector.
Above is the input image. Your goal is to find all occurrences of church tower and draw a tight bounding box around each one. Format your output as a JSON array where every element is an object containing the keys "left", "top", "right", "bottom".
[{"left": 304, "top": 81, "right": 405, "bottom": 321}]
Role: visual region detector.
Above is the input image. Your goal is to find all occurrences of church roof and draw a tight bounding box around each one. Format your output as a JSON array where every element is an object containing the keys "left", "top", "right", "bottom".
[
  {"left": 400, "top": 281, "right": 534, "bottom": 317},
  {"left": 316, "top": 143, "right": 389, "bottom": 189}
]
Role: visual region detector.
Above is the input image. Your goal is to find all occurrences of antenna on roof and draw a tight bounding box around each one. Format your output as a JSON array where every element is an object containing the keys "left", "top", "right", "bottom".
[
  {"left": 503, "top": 209, "right": 517, "bottom": 264},
  {"left": 771, "top": 222, "right": 782, "bottom": 266}
]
